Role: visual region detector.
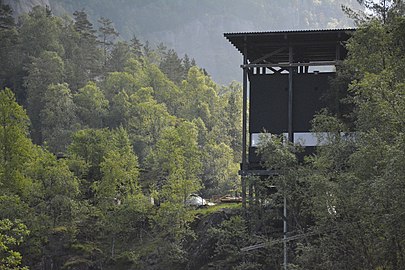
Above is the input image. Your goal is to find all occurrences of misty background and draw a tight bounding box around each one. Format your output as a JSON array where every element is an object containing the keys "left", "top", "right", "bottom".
[{"left": 5, "top": 0, "right": 361, "bottom": 84}]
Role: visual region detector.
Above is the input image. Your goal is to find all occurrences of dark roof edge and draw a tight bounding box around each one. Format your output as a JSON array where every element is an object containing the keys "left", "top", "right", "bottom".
[{"left": 224, "top": 28, "right": 356, "bottom": 37}]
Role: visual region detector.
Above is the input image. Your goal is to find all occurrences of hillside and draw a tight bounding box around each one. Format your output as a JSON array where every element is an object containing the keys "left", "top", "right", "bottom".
[
  {"left": 1, "top": 1, "right": 404, "bottom": 269},
  {"left": 6, "top": 0, "right": 362, "bottom": 84}
]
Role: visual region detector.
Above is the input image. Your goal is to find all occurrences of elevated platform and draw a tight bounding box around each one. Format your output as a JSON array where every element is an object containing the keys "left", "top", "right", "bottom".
[{"left": 224, "top": 29, "right": 354, "bottom": 175}]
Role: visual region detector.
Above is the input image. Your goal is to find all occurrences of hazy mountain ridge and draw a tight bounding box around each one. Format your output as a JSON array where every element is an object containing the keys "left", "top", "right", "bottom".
[
  {"left": 7, "top": 0, "right": 361, "bottom": 83},
  {"left": 135, "top": 0, "right": 360, "bottom": 83}
]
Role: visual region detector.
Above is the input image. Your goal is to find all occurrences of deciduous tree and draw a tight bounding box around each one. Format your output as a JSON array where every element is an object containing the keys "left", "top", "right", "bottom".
[
  {"left": 0, "top": 88, "right": 33, "bottom": 197},
  {"left": 40, "top": 83, "right": 78, "bottom": 153},
  {"left": 74, "top": 81, "right": 109, "bottom": 128}
]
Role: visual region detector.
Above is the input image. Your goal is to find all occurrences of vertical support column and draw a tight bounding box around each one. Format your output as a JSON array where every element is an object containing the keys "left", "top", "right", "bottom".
[
  {"left": 241, "top": 36, "right": 248, "bottom": 209},
  {"left": 284, "top": 45, "right": 294, "bottom": 270},
  {"left": 288, "top": 46, "right": 294, "bottom": 144},
  {"left": 336, "top": 42, "right": 341, "bottom": 61}
]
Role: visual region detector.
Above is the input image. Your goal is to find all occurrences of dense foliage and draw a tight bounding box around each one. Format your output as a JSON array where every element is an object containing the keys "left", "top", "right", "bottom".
[
  {"left": 0, "top": 3, "right": 241, "bottom": 269},
  {"left": 47, "top": 0, "right": 361, "bottom": 84},
  {"left": 251, "top": 1, "right": 405, "bottom": 269},
  {"left": 1, "top": 0, "right": 404, "bottom": 269}
]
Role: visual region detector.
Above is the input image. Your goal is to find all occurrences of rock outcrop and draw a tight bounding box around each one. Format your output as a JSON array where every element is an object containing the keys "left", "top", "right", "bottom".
[{"left": 4, "top": 0, "right": 50, "bottom": 17}]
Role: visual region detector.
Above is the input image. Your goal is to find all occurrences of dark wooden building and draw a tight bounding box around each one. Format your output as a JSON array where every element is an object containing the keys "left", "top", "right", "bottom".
[{"left": 225, "top": 29, "right": 354, "bottom": 175}]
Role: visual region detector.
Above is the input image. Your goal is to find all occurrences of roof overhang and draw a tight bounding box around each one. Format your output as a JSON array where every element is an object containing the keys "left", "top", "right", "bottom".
[{"left": 224, "top": 29, "right": 355, "bottom": 66}]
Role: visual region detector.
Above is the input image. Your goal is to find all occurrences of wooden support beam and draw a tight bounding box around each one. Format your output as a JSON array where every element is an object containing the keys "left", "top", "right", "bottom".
[
  {"left": 241, "top": 60, "right": 341, "bottom": 68},
  {"left": 288, "top": 47, "right": 293, "bottom": 143},
  {"left": 250, "top": 47, "right": 286, "bottom": 64}
]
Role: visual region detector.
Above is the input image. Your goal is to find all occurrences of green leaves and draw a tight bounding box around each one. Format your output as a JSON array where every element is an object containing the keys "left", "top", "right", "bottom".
[
  {"left": 201, "top": 141, "right": 239, "bottom": 197},
  {"left": 0, "top": 219, "right": 29, "bottom": 270},
  {"left": 74, "top": 81, "right": 109, "bottom": 128},
  {"left": 0, "top": 88, "right": 34, "bottom": 197},
  {"left": 96, "top": 147, "right": 139, "bottom": 206},
  {"left": 25, "top": 51, "right": 65, "bottom": 144},
  {"left": 41, "top": 83, "right": 78, "bottom": 153},
  {"left": 19, "top": 6, "right": 64, "bottom": 58},
  {"left": 98, "top": 16, "right": 119, "bottom": 67},
  {"left": 25, "top": 148, "right": 79, "bottom": 227},
  {"left": 180, "top": 67, "right": 220, "bottom": 130},
  {"left": 0, "top": 6, "right": 249, "bottom": 268},
  {"left": 150, "top": 121, "right": 202, "bottom": 204},
  {"left": 208, "top": 216, "right": 261, "bottom": 270},
  {"left": 256, "top": 134, "right": 298, "bottom": 173},
  {"left": 296, "top": 10, "right": 405, "bottom": 269},
  {"left": 350, "top": 70, "right": 404, "bottom": 136}
]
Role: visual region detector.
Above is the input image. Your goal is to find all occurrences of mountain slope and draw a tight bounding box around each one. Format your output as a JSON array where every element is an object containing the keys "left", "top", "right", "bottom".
[
  {"left": 10, "top": 0, "right": 361, "bottom": 84},
  {"left": 4, "top": 0, "right": 50, "bottom": 16}
]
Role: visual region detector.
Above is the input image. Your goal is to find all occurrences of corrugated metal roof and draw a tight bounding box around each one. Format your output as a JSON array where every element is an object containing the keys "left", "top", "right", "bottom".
[
  {"left": 224, "top": 28, "right": 356, "bottom": 36},
  {"left": 224, "top": 28, "right": 355, "bottom": 63}
]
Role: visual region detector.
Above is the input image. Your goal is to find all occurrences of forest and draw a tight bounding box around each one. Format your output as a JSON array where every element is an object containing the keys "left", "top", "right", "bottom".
[
  {"left": 46, "top": 0, "right": 361, "bottom": 83},
  {"left": 0, "top": 0, "right": 404, "bottom": 269}
]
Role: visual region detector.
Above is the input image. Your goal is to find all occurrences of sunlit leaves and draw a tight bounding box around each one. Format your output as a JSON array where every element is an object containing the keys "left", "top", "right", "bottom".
[
  {"left": 149, "top": 121, "right": 202, "bottom": 204},
  {"left": 0, "top": 219, "right": 29, "bottom": 270},
  {"left": 0, "top": 88, "right": 33, "bottom": 197},
  {"left": 74, "top": 81, "right": 109, "bottom": 128}
]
